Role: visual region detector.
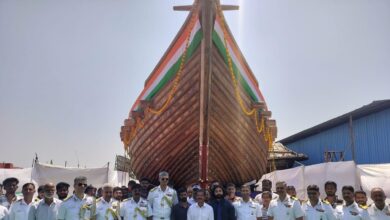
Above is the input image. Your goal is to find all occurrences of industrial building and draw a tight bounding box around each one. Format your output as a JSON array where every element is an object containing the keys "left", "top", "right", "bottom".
[{"left": 279, "top": 100, "right": 390, "bottom": 165}]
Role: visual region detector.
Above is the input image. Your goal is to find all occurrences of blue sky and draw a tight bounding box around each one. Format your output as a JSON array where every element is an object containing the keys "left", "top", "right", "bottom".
[{"left": 0, "top": 0, "right": 389, "bottom": 168}]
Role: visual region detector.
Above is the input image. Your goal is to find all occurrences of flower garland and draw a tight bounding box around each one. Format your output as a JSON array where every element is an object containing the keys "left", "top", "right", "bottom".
[
  {"left": 147, "top": 0, "right": 200, "bottom": 115},
  {"left": 133, "top": 207, "right": 147, "bottom": 219},
  {"left": 79, "top": 198, "right": 96, "bottom": 220},
  {"left": 160, "top": 195, "right": 173, "bottom": 207},
  {"left": 105, "top": 208, "right": 119, "bottom": 220}
]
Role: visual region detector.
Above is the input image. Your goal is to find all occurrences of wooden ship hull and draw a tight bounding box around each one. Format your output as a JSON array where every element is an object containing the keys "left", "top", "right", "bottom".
[{"left": 120, "top": 0, "right": 277, "bottom": 187}]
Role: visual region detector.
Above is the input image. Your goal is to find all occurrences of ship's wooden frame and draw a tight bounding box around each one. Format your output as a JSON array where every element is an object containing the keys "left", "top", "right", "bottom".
[{"left": 120, "top": 0, "right": 277, "bottom": 187}]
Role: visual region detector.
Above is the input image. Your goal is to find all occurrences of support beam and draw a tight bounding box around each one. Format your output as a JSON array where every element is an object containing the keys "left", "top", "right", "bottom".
[{"left": 174, "top": 5, "right": 239, "bottom": 11}]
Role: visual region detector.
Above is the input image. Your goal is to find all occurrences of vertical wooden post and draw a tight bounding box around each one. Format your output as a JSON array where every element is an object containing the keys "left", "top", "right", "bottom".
[{"left": 199, "top": 0, "right": 214, "bottom": 189}]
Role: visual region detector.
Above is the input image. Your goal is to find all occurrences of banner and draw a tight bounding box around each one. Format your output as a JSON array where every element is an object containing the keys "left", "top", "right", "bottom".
[
  {"left": 357, "top": 163, "right": 390, "bottom": 197},
  {"left": 257, "top": 161, "right": 358, "bottom": 200},
  {"left": 31, "top": 163, "right": 109, "bottom": 192}
]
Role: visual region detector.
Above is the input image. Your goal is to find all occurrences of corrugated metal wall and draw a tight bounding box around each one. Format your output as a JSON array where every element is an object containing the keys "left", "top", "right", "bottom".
[{"left": 286, "top": 108, "right": 390, "bottom": 165}]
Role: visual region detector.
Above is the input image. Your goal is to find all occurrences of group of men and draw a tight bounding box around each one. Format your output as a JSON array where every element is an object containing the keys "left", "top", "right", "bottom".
[{"left": 0, "top": 171, "right": 389, "bottom": 220}]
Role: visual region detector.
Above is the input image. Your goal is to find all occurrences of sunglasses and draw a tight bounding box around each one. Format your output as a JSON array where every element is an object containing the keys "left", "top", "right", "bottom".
[
  {"left": 78, "top": 183, "right": 88, "bottom": 187},
  {"left": 161, "top": 178, "right": 169, "bottom": 181}
]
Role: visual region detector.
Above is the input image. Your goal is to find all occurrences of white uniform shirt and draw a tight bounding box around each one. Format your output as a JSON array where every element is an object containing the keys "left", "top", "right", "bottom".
[
  {"left": 0, "top": 195, "right": 23, "bottom": 210},
  {"left": 57, "top": 194, "right": 96, "bottom": 220},
  {"left": 8, "top": 199, "right": 33, "bottom": 220},
  {"left": 147, "top": 186, "right": 178, "bottom": 219},
  {"left": 260, "top": 205, "right": 269, "bottom": 220},
  {"left": 95, "top": 198, "right": 120, "bottom": 220},
  {"left": 187, "top": 203, "right": 214, "bottom": 220},
  {"left": 367, "top": 203, "right": 390, "bottom": 220},
  {"left": 335, "top": 202, "right": 370, "bottom": 220},
  {"left": 0, "top": 205, "right": 8, "bottom": 220},
  {"left": 28, "top": 198, "right": 61, "bottom": 220},
  {"left": 255, "top": 192, "right": 278, "bottom": 205},
  {"left": 267, "top": 195, "right": 304, "bottom": 220},
  {"left": 233, "top": 198, "right": 262, "bottom": 220},
  {"left": 301, "top": 200, "right": 337, "bottom": 220},
  {"left": 187, "top": 197, "right": 196, "bottom": 205},
  {"left": 120, "top": 198, "right": 152, "bottom": 220}
]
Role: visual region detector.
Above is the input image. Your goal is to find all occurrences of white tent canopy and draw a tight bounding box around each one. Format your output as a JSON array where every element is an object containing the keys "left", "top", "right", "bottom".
[
  {"left": 0, "top": 163, "right": 132, "bottom": 193},
  {"left": 256, "top": 161, "right": 390, "bottom": 201}
]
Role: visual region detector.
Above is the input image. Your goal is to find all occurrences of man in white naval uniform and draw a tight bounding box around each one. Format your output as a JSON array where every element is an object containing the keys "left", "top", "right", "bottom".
[
  {"left": 96, "top": 184, "right": 120, "bottom": 220},
  {"left": 367, "top": 188, "right": 390, "bottom": 220},
  {"left": 335, "top": 185, "right": 370, "bottom": 220},
  {"left": 255, "top": 179, "right": 278, "bottom": 205},
  {"left": 28, "top": 183, "right": 61, "bottom": 220},
  {"left": 8, "top": 183, "right": 35, "bottom": 220},
  {"left": 301, "top": 184, "right": 336, "bottom": 220},
  {"left": 233, "top": 185, "right": 262, "bottom": 220},
  {"left": 267, "top": 181, "right": 304, "bottom": 220},
  {"left": 121, "top": 184, "right": 152, "bottom": 220},
  {"left": 147, "top": 171, "right": 178, "bottom": 220},
  {"left": 57, "top": 176, "right": 97, "bottom": 220}
]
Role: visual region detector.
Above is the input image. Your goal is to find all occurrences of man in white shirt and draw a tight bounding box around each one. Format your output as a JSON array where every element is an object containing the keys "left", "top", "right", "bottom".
[
  {"left": 28, "top": 183, "right": 61, "bottom": 220},
  {"left": 147, "top": 171, "right": 178, "bottom": 220},
  {"left": 0, "top": 205, "right": 8, "bottom": 220},
  {"left": 187, "top": 185, "right": 200, "bottom": 205},
  {"left": 301, "top": 184, "right": 336, "bottom": 220},
  {"left": 187, "top": 189, "right": 214, "bottom": 220},
  {"left": 57, "top": 176, "right": 97, "bottom": 220},
  {"left": 233, "top": 184, "right": 261, "bottom": 220},
  {"left": 255, "top": 180, "right": 278, "bottom": 205},
  {"left": 0, "top": 178, "right": 22, "bottom": 210},
  {"left": 121, "top": 184, "right": 152, "bottom": 220},
  {"left": 8, "top": 183, "right": 35, "bottom": 220},
  {"left": 267, "top": 181, "right": 304, "bottom": 220},
  {"left": 335, "top": 185, "right": 370, "bottom": 220},
  {"left": 96, "top": 184, "right": 120, "bottom": 220},
  {"left": 367, "top": 187, "right": 390, "bottom": 220}
]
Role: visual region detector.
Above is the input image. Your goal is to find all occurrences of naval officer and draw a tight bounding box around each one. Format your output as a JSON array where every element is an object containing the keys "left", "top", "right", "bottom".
[
  {"left": 147, "top": 171, "right": 178, "bottom": 220},
  {"left": 57, "top": 176, "right": 97, "bottom": 220}
]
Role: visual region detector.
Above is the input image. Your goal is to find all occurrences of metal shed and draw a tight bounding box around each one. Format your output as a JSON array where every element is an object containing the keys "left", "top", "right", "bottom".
[{"left": 279, "top": 100, "right": 390, "bottom": 165}]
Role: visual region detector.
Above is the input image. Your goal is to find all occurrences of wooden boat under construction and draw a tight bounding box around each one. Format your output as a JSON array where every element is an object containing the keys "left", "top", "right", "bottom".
[{"left": 120, "top": 0, "right": 277, "bottom": 187}]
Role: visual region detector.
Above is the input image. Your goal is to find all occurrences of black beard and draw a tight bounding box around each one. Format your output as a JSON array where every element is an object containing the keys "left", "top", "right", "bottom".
[
  {"left": 215, "top": 194, "right": 223, "bottom": 199},
  {"left": 180, "top": 198, "right": 187, "bottom": 202}
]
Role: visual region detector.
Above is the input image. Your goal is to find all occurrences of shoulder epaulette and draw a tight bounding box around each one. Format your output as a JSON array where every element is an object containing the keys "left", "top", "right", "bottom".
[
  {"left": 122, "top": 198, "right": 130, "bottom": 202},
  {"left": 96, "top": 198, "right": 101, "bottom": 202},
  {"left": 291, "top": 196, "right": 298, "bottom": 200},
  {"left": 63, "top": 196, "right": 72, "bottom": 202},
  {"left": 323, "top": 200, "right": 330, "bottom": 205},
  {"left": 150, "top": 187, "right": 157, "bottom": 192},
  {"left": 359, "top": 204, "right": 368, "bottom": 210}
]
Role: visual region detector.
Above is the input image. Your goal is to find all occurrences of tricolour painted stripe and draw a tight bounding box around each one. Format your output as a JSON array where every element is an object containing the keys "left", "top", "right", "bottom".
[
  {"left": 131, "top": 15, "right": 203, "bottom": 111},
  {"left": 213, "top": 15, "right": 265, "bottom": 103}
]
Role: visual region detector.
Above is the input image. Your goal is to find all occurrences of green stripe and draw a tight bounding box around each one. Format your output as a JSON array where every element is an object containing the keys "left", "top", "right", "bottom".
[
  {"left": 144, "top": 30, "right": 203, "bottom": 101},
  {"left": 212, "top": 31, "right": 259, "bottom": 102}
]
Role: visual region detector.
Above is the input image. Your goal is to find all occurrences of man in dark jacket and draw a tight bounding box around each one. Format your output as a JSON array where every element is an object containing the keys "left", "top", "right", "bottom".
[{"left": 209, "top": 185, "right": 236, "bottom": 220}]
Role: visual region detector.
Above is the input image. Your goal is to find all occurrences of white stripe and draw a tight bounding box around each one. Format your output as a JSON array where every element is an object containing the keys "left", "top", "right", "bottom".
[
  {"left": 141, "top": 20, "right": 201, "bottom": 99},
  {"left": 214, "top": 19, "right": 262, "bottom": 101}
]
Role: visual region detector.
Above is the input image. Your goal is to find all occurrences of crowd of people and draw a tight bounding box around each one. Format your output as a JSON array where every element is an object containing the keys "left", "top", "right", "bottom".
[{"left": 0, "top": 171, "right": 389, "bottom": 220}]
